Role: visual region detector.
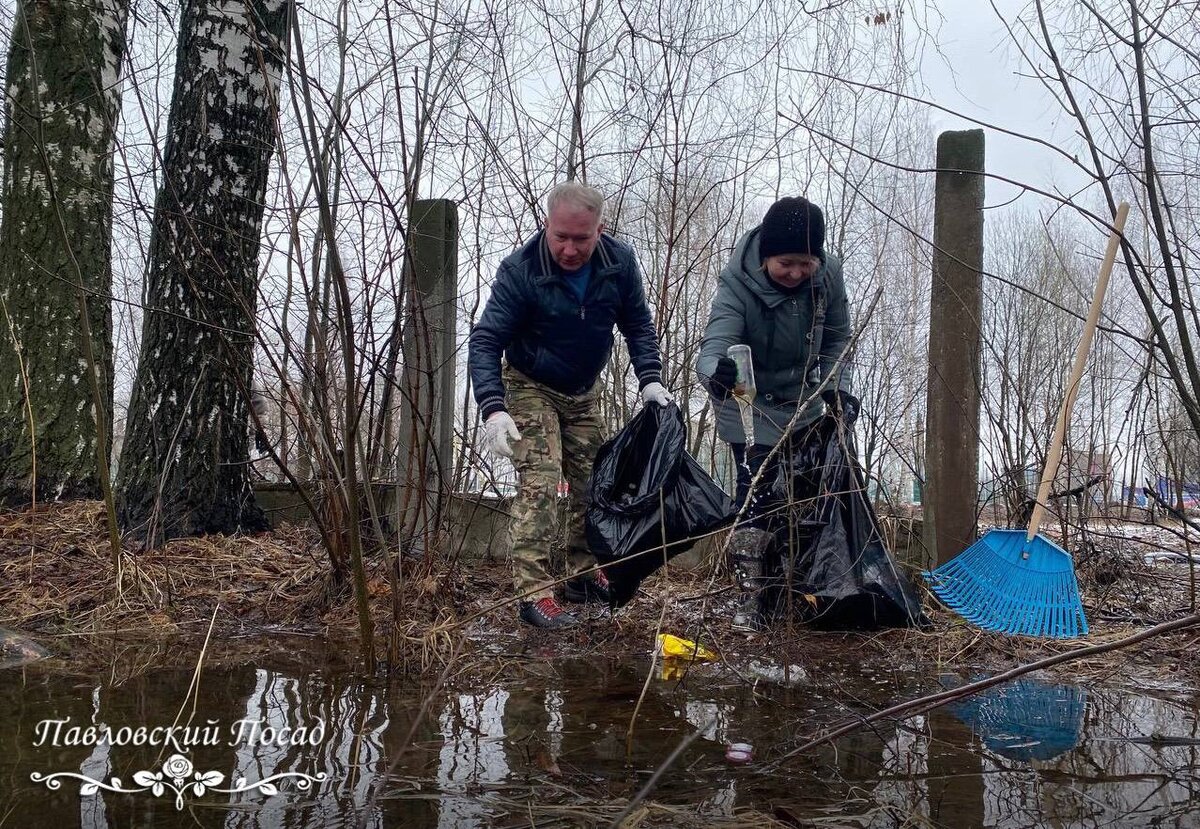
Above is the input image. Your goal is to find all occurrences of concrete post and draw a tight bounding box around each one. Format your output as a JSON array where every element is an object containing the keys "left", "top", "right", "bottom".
[
  {"left": 396, "top": 199, "right": 458, "bottom": 555},
  {"left": 927, "top": 709, "right": 986, "bottom": 826},
  {"left": 923, "top": 129, "right": 985, "bottom": 567}
]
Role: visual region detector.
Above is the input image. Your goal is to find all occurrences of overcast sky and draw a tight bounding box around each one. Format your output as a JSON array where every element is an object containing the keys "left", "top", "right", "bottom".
[{"left": 919, "top": 1, "right": 1094, "bottom": 210}]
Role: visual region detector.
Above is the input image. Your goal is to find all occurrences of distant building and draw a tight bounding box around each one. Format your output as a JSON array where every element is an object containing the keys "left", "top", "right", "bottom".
[{"left": 1151, "top": 477, "right": 1200, "bottom": 509}]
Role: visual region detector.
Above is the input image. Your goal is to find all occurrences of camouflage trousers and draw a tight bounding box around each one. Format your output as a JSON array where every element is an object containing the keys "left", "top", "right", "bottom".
[{"left": 504, "top": 366, "right": 605, "bottom": 601}]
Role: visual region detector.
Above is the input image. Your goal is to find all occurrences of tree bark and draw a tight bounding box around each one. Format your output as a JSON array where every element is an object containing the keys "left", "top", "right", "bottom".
[
  {"left": 116, "top": 0, "right": 290, "bottom": 545},
  {"left": 0, "top": 0, "right": 129, "bottom": 505}
]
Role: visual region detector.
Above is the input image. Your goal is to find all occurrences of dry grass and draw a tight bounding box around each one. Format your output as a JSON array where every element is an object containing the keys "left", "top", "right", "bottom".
[
  {"left": 0, "top": 501, "right": 332, "bottom": 634},
  {"left": 2, "top": 501, "right": 1198, "bottom": 687}
]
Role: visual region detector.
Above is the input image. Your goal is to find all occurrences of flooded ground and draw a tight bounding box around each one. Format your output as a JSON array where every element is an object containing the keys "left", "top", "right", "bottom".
[{"left": 2, "top": 634, "right": 1198, "bottom": 828}]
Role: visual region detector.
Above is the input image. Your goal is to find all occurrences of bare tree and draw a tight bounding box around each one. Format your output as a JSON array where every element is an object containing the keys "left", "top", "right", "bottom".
[
  {"left": 116, "top": 0, "right": 291, "bottom": 545},
  {"left": 0, "top": 0, "right": 130, "bottom": 505},
  {"left": 1008, "top": 0, "right": 1200, "bottom": 449}
]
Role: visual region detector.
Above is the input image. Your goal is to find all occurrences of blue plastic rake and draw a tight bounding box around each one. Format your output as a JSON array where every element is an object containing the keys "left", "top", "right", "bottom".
[
  {"left": 924, "top": 202, "right": 1128, "bottom": 639},
  {"left": 925, "top": 529, "right": 1088, "bottom": 638}
]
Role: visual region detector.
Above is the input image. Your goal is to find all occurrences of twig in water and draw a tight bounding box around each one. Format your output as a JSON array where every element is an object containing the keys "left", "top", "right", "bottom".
[
  {"left": 626, "top": 490, "right": 672, "bottom": 760},
  {"left": 609, "top": 718, "right": 716, "bottom": 829},
  {"left": 359, "top": 633, "right": 467, "bottom": 829},
  {"left": 769, "top": 613, "right": 1200, "bottom": 768},
  {"left": 159, "top": 603, "right": 220, "bottom": 765}
]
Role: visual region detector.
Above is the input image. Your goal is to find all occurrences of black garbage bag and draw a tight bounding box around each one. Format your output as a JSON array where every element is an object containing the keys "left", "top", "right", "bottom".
[
  {"left": 586, "top": 403, "right": 736, "bottom": 607},
  {"left": 766, "top": 415, "right": 926, "bottom": 630}
]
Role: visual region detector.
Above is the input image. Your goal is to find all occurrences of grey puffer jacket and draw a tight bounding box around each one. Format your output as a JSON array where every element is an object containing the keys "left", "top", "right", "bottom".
[{"left": 696, "top": 226, "right": 852, "bottom": 447}]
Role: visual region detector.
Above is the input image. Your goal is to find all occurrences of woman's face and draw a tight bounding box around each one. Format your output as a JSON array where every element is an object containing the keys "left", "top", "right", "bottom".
[{"left": 764, "top": 253, "right": 821, "bottom": 288}]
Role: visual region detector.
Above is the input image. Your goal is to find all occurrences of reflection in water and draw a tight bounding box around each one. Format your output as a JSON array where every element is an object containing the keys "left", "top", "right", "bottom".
[
  {"left": 1, "top": 642, "right": 1198, "bottom": 828},
  {"left": 222, "top": 668, "right": 392, "bottom": 829},
  {"left": 226, "top": 670, "right": 296, "bottom": 829},
  {"left": 682, "top": 699, "right": 730, "bottom": 743},
  {"left": 79, "top": 687, "right": 109, "bottom": 829},
  {"left": 545, "top": 689, "right": 564, "bottom": 763},
  {"left": 936, "top": 676, "right": 1199, "bottom": 827},
  {"left": 873, "top": 713, "right": 928, "bottom": 819},
  {"left": 436, "top": 689, "right": 510, "bottom": 828},
  {"left": 1046, "top": 693, "right": 1200, "bottom": 826},
  {"left": 950, "top": 677, "right": 1088, "bottom": 761},
  {"left": 928, "top": 708, "right": 987, "bottom": 828}
]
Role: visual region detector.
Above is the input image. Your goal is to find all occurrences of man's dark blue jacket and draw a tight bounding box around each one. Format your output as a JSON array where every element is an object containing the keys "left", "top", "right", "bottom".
[{"left": 468, "top": 230, "right": 663, "bottom": 421}]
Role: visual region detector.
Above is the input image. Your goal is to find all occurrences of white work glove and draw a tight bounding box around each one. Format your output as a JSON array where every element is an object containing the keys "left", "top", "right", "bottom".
[
  {"left": 641, "top": 382, "right": 673, "bottom": 407},
  {"left": 483, "top": 411, "right": 522, "bottom": 458}
]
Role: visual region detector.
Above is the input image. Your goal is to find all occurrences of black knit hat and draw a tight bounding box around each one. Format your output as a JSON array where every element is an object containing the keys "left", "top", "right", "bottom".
[{"left": 759, "top": 197, "right": 825, "bottom": 261}]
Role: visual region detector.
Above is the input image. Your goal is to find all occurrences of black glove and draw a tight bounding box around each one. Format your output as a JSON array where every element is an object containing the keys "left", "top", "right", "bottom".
[
  {"left": 821, "top": 388, "right": 860, "bottom": 425},
  {"left": 708, "top": 356, "right": 738, "bottom": 400}
]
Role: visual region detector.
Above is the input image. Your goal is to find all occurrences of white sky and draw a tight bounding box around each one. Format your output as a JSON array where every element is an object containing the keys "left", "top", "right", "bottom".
[{"left": 919, "top": 1, "right": 1093, "bottom": 209}]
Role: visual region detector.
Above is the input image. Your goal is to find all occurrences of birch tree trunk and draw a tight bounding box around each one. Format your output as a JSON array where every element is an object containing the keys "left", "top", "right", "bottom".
[
  {"left": 0, "top": 0, "right": 130, "bottom": 505},
  {"left": 116, "top": 0, "right": 290, "bottom": 544}
]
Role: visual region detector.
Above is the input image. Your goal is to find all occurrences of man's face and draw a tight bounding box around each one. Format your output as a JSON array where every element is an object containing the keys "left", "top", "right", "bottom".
[
  {"left": 764, "top": 253, "right": 821, "bottom": 289},
  {"left": 546, "top": 202, "right": 602, "bottom": 271}
]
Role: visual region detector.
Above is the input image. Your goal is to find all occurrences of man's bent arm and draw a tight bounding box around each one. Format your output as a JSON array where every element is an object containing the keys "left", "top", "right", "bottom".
[
  {"left": 469, "top": 266, "right": 527, "bottom": 420},
  {"left": 617, "top": 267, "right": 664, "bottom": 390}
]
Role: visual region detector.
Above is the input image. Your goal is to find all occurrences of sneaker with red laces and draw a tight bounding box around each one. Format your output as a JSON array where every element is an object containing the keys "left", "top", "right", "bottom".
[
  {"left": 562, "top": 568, "right": 612, "bottom": 605},
  {"left": 519, "top": 597, "right": 579, "bottom": 629}
]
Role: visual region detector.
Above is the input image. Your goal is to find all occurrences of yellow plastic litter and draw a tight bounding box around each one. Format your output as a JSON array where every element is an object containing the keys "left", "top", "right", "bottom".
[
  {"left": 660, "top": 660, "right": 686, "bottom": 682},
  {"left": 657, "top": 633, "right": 718, "bottom": 662}
]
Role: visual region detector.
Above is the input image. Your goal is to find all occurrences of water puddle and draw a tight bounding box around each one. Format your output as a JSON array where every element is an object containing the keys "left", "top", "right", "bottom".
[{"left": 1, "top": 637, "right": 1197, "bottom": 827}]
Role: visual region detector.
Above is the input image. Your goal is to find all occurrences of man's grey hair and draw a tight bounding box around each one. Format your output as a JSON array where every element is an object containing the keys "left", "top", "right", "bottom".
[{"left": 546, "top": 181, "right": 605, "bottom": 222}]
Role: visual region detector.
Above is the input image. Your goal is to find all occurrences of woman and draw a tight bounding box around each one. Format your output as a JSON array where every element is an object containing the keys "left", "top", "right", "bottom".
[{"left": 696, "top": 196, "right": 859, "bottom": 631}]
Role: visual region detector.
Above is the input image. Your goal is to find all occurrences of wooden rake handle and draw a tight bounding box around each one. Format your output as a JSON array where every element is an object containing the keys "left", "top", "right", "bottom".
[{"left": 1026, "top": 202, "right": 1130, "bottom": 541}]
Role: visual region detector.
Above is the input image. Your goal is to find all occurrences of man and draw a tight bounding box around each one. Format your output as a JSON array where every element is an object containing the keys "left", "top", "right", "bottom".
[
  {"left": 696, "top": 196, "right": 858, "bottom": 631},
  {"left": 469, "top": 181, "right": 672, "bottom": 629}
]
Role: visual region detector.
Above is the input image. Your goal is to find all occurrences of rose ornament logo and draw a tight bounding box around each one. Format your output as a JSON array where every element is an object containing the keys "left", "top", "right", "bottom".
[
  {"left": 32, "top": 752, "right": 325, "bottom": 810},
  {"left": 131, "top": 754, "right": 225, "bottom": 807},
  {"left": 163, "top": 754, "right": 194, "bottom": 781}
]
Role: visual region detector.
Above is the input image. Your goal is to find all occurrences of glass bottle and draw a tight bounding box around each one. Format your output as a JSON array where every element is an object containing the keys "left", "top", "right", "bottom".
[{"left": 726, "top": 344, "right": 756, "bottom": 445}]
